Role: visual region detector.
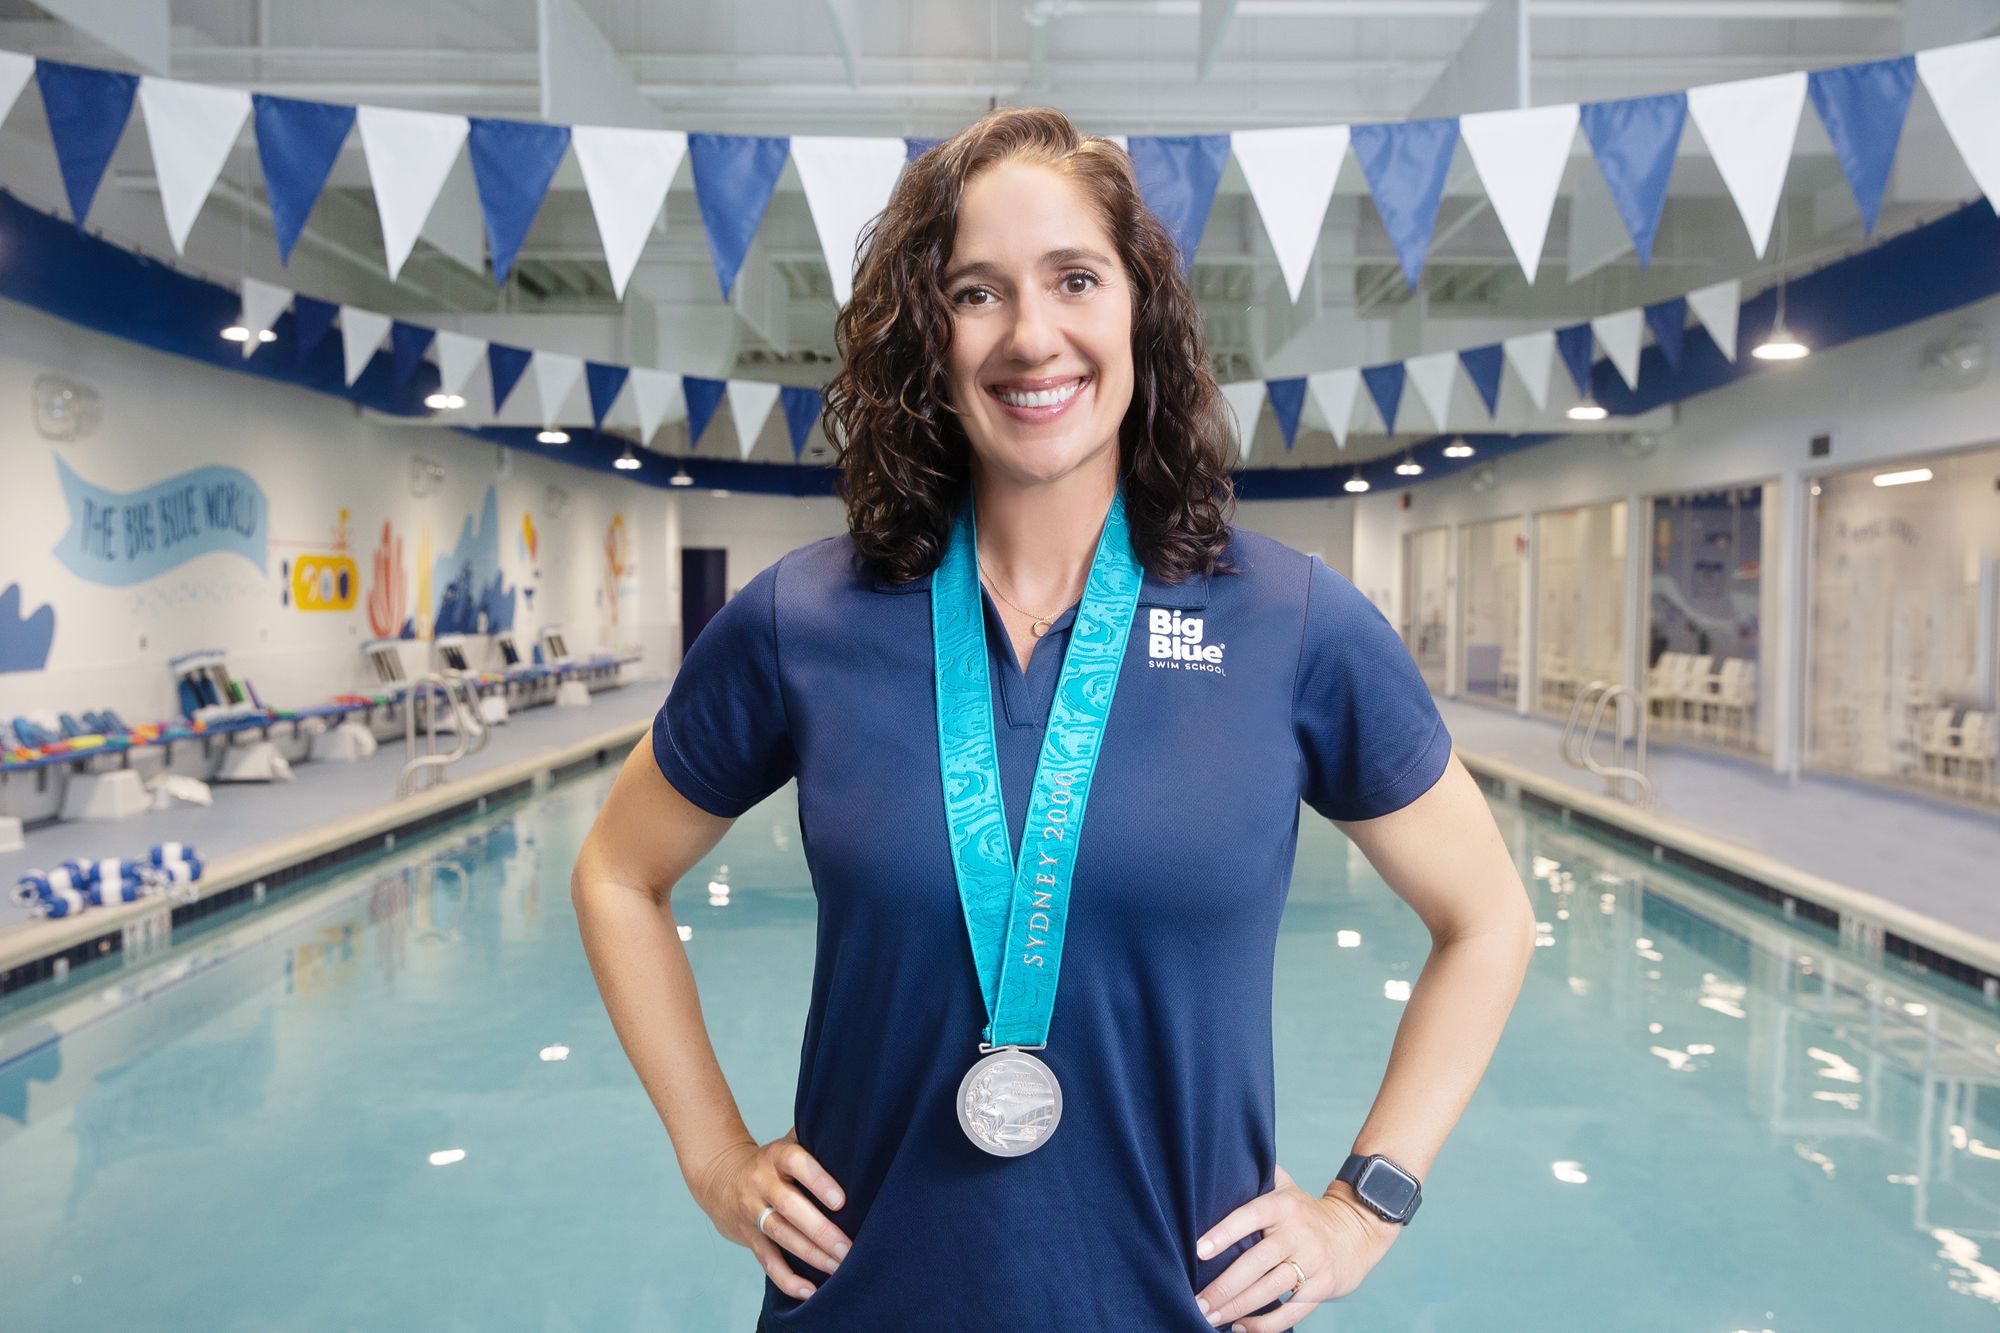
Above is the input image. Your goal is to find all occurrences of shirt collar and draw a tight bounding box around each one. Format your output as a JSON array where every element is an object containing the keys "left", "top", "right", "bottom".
[{"left": 871, "top": 562, "right": 1209, "bottom": 609}]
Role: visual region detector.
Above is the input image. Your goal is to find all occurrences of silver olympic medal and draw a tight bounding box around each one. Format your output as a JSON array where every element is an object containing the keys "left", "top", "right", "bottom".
[{"left": 956, "top": 1047, "right": 1063, "bottom": 1157}]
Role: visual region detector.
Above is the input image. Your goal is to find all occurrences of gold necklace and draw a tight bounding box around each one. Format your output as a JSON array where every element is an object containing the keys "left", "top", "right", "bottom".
[{"left": 979, "top": 567, "right": 1068, "bottom": 638}]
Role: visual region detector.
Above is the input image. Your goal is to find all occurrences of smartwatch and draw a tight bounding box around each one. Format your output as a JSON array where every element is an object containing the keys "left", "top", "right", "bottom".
[{"left": 1334, "top": 1152, "right": 1422, "bottom": 1224}]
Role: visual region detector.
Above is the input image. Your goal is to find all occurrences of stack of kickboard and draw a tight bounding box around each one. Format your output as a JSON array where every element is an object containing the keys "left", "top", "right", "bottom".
[{"left": 13, "top": 843, "right": 206, "bottom": 919}]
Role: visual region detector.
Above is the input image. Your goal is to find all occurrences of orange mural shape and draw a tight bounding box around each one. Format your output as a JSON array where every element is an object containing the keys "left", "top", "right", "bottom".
[{"left": 367, "top": 520, "right": 407, "bottom": 638}]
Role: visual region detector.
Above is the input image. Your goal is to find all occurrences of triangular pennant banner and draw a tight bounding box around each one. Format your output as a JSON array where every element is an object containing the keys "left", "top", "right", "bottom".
[
  {"left": 252, "top": 94, "right": 354, "bottom": 265},
  {"left": 1127, "top": 134, "right": 1234, "bottom": 276},
  {"left": 292, "top": 295, "right": 338, "bottom": 368},
  {"left": 1644, "top": 297, "right": 1687, "bottom": 370},
  {"left": 571, "top": 126, "right": 687, "bottom": 300},
  {"left": 1918, "top": 38, "right": 2000, "bottom": 216},
  {"left": 1306, "top": 367, "right": 1360, "bottom": 450},
  {"left": 1579, "top": 91, "right": 1687, "bottom": 266},
  {"left": 1350, "top": 117, "right": 1460, "bottom": 289},
  {"left": 1591, "top": 308, "right": 1645, "bottom": 391},
  {"left": 1457, "top": 103, "right": 1578, "bottom": 284},
  {"left": 1232, "top": 125, "right": 1349, "bottom": 303},
  {"left": 1405, "top": 351, "right": 1459, "bottom": 429},
  {"left": 904, "top": 137, "right": 942, "bottom": 163},
  {"left": 136, "top": 77, "right": 251, "bottom": 253},
  {"left": 433, "top": 331, "right": 486, "bottom": 398},
  {"left": 1808, "top": 56, "right": 1917, "bottom": 235},
  {"left": 390, "top": 321, "right": 434, "bottom": 387},
  {"left": 339, "top": 306, "right": 391, "bottom": 387},
  {"left": 0, "top": 50, "right": 32, "bottom": 126},
  {"left": 780, "top": 385, "right": 821, "bottom": 460},
  {"left": 727, "top": 380, "right": 782, "bottom": 460},
  {"left": 357, "top": 105, "right": 470, "bottom": 280},
  {"left": 1459, "top": 343, "right": 1505, "bottom": 416},
  {"left": 532, "top": 351, "right": 585, "bottom": 427},
  {"left": 586, "top": 362, "right": 630, "bottom": 428},
  {"left": 36, "top": 59, "right": 139, "bottom": 226},
  {"left": 1686, "top": 278, "right": 1741, "bottom": 362},
  {"left": 631, "top": 368, "right": 684, "bottom": 443},
  {"left": 688, "top": 133, "right": 790, "bottom": 301},
  {"left": 237, "top": 277, "right": 291, "bottom": 358},
  {"left": 1361, "top": 362, "right": 1406, "bottom": 433},
  {"left": 1503, "top": 330, "right": 1557, "bottom": 411},
  {"left": 683, "top": 374, "right": 727, "bottom": 446},
  {"left": 467, "top": 116, "right": 572, "bottom": 285},
  {"left": 790, "top": 135, "right": 909, "bottom": 306},
  {"left": 1685, "top": 72, "right": 1806, "bottom": 258},
  {"left": 488, "top": 343, "right": 533, "bottom": 411},
  {"left": 1555, "top": 323, "right": 1594, "bottom": 397},
  {"left": 1219, "top": 380, "right": 1267, "bottom": 458},
  {"left": 1265, "top": 377, "right": 1307, "bottom": 449}
]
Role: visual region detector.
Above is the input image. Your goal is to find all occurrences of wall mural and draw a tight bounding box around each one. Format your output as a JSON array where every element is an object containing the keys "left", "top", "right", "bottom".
[
  {"left": 276, "top": 507, "right": 358, "bottom": 613},
  {"left": 603, "top": 513, "right": 631, "bottom": 625},
  {"left": 366, "top": 519, "right": 408, "bottom": 639},
  {"left": 0, "top": 583, "right": 56, "bottom": 675},
  {"left": 413, "top": 525, "right": 433, "bottom": 639},
  {"left": 431, "top": 485, "right": 517, "bottom": 636},
  {"left": 52, "top": 456, "right": 268, "bottom": 588}
]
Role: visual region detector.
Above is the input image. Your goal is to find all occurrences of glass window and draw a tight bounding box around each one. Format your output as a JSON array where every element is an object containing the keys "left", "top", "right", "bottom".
[
  {"left": 1645, "top": 486, "right": 1769, "bottom": 754},
  {"left": 1535, "top": 501, "right": 1627, "bottom": 719},
  {"left": 1459, "top": 516, "right": 1524, "bottom": 707},
  {"left": 1401, "top": 527, "right": 1450, "bottom": 692}
]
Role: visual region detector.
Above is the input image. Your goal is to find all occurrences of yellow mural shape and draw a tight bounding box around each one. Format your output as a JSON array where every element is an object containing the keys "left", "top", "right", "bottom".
[{"left": 293, "top": 554, "right": 359, "bottom": 611}]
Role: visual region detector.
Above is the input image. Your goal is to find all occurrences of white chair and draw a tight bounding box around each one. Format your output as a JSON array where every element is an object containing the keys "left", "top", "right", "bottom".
[
  {"left": 1709, "top": 658, "right": 1757, "bottom": 748},
  {"left": 1647, "top": 652, "right": 1686, "bottom": 723},
  {"left": 1917, "top": 707, "right": 1961, "bottom": 788},
  {"left": 1674, "top": 655, "right": 1715, "bottom": 732},
  {"left": 1956, "top": 712, "right": 1994, "bottom": 801}
]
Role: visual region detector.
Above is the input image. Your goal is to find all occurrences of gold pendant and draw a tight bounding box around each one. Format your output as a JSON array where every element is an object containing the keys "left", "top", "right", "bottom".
[{"left": 1031, "top": 617, "right": 1052, "bottom": 638}]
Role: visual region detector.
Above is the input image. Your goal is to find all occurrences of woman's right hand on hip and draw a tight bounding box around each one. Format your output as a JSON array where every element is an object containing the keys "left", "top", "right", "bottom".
[{"left": 694, "top": 1126, "right": 852, "bottom": 1301}]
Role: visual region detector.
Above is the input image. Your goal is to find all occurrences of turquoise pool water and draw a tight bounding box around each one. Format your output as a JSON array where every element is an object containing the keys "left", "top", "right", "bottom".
[{"left": 2, "top": 768, "right": 1996, "bottom": 1331}]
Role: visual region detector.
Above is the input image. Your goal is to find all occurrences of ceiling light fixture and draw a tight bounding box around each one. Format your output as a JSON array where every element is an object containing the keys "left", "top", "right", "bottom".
[
  {"left": 1567, "top": 395, "right": 1608, "bottom": 421},
  {"left": 1442, "top": 438, "right": 1474, "bottom": 459},
  {"left": 424, "top": 391, "right": 465, "bottom": 410},
  {"left": 1343, "top": 469, "right": 1370, "bottom": 494},
  {"left": 220, "top": 324, "right": 250, "bottom": 342},
  {"left": 1754, "top": 207, "right": 1810, "bottom": 362},
  {"left": 1394, "top": 452, "right": 1424, "bottom": 477},
  {"left": 614, "top": 444, "right": 641, "bottom": 471},
  {"left": 1871, "top": 467, "right": 1932, "bottom": 488},
  {"left": 669, "top": 466, "right": 693, "bottom": 487},
  {"left": 537, "top": 429, "right": 570, "bottom": 445}
]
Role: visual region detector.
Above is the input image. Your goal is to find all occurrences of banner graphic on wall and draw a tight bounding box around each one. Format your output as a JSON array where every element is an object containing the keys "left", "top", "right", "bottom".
[{"left": 52, "top": 456, "right": 268, "bottom": 587}]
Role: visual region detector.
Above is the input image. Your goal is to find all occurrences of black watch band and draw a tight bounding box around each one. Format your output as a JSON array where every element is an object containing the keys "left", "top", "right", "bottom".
[{"left": 1335, "top": 1152, "right": 1422, "bottom": 1225}]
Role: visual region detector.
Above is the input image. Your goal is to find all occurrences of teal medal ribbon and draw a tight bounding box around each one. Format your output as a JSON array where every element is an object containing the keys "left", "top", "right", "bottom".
[{"left": 931, "top": 480, "right": 1143, "bottom": 1155}]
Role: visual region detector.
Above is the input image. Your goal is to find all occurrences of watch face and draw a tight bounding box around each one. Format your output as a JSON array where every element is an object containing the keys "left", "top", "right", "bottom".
[{"left": 1358, "top": 1158, "right": 1420, "bottom": 1216}]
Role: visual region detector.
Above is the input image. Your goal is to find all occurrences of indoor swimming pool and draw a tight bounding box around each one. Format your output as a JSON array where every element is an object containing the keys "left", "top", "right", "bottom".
[{"left": 1, "top": 766, "right": 1995, "bottom": 1332}]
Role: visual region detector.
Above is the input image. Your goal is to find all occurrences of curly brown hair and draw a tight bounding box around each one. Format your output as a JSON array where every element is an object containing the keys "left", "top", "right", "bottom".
[{"left": 821, "top": 106, "right": 1239, "bottom": 587}]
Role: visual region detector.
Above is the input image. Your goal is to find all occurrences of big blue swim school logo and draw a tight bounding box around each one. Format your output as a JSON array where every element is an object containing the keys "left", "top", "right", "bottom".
[
  {"left": 1145, "top": 607, "right": 1226, "bottom": 675},
  {"left": 52, "top": 456, "right": 269, "bottom": 588}
]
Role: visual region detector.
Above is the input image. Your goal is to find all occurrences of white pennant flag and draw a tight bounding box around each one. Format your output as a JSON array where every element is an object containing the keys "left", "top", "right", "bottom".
[
  {"left": 572, "top": 125, "right": 687, "bottom": 300},
  {"left": 1220, "top": 381, "right": 1266, "bottom": 459},
  {"left": 1404, "top": 351, "right": 1460, "bottom": 430},
  {"left": 1686, "top": 71, "right": 1806, "bottom": 259},
  {"left": 1918, "top": 37, "right": 2000, "bottom": 216},
  {"left": 136, "top": 77, "right": 252, "bottom": 253},
  {"left": 1306, "top": 368, "right": 1360, "bottom": 450},
  {"left": 1503, "top": 330, "right": 1557, "bottom": 412},
  {"left": 727, "top": 380, "right": 781, "bottom": 460},
  {"left": 532, "top": 351, "right": 585, "bottom": 427},
  {"left": 630, "top": 368, "right": 684, "bottom": 443},
  {"left": 339, "top": 307, "right": 391, "bottom": 386},
  {"left": 357, "top": 106, "right": 470, "bottom": 281},
  {"left": 1687, "top": 279, "right": 1741, "bottom": 361},
  {"left": 434, "top": 330, "right": 487, "bottom": 398},
  {"left": 1458, "top": 103, "right": 1578, "bottom": 284},
  {"left": 0, "top": 50, "right": 32, "bottom": 126},
  {"left": 1232, "top": 125, "right": 1349, "bottom": 303},
  {"left": 237, "top": 277, "right": 291, "bottom": 357},
  {"left": 1591, "top": 308, "right": 1645, "bottom": 391},
  {"left": 791, "top": 136, "right": 909, "bottom": 308}
]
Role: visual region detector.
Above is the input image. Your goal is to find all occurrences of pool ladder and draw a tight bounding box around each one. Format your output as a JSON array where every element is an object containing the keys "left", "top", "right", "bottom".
[
  {"left": 1562, "top": 680, "right": 1652, "bottom": 807},
  {"left": 396, "top": 673, "right": 490, "bottom": 798}
]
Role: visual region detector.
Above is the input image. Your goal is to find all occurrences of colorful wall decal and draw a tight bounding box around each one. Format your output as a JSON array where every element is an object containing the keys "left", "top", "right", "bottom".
[
  {"left": 367, "top": 519, "right": 407, "bottom": 639},
  {"left": 412, "top": 524, "right": 433, "bottom": 638},
  {"left": 291, "top": 554, "right": 359, "bottom": 611},
  {"left": 520, "top": 510, "right": 537, "bottom": 563},
  {"left": 52, "top": 456, "right": 268, "bottom": 587},
  {"left": 0, "top": 582, "right": 56, "bottom": 674},
  {"left": 431, "top": 485, "right": 516, "bottom": 635},
  {"left": 603, "top": 512, "right": 631, "bottom": 625}
]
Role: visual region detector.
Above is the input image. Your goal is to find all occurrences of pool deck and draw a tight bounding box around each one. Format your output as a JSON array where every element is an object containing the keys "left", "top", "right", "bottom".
[{"left": 1438, "top": 698, "right": 2000, "bottom": 961}]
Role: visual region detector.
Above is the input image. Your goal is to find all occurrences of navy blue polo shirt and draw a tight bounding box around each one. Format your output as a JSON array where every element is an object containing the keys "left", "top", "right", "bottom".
[{"left": 651, "top": 524, "right": 1451, "bottom": 1331}]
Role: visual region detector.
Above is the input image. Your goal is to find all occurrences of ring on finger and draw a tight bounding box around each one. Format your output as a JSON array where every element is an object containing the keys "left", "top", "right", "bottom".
[
  {"left": 1277, "top": 1258, "right": 1306, "bottom": 1304},
  {"left": 756, "top": 1204, "right": 777, "bottom": 1236}
]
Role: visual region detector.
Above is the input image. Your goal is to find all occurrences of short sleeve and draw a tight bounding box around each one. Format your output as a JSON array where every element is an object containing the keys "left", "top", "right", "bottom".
[
  {"left": 1293, "top": 555, "right": 1452, "bottom": 822},
  {"left": 651, "top": 558, "right": 798, "bottom": 817}
]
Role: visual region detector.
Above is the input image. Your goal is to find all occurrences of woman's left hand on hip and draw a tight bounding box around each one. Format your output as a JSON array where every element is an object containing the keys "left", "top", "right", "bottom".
[{"left": 1192, "top": 1163, "right": 1402, "bottom": 1330}]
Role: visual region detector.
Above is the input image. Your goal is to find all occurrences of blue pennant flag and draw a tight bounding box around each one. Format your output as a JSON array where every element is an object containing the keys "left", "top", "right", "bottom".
[
  {"left": 585, "top": 362, "right": 630, "bottom": 428},
  {"left": 781, "top": 385, "right": 822, "bottom": 460},
  {"left": 1126, "top": 135, "right": 1232, "bottom": 276},
  {"left": 35, "top": 60, "right": 138, "bottom": 227},
  {"left": 1580, "top": 92, "right": 1687, "bottom": 267},
  {"left": 683, "top": 375, "right": 727, "bottom": 447},
  {"left": 468, "top": 117, "right": 573, "bottom": 285},
  {"left": 1808, "top": 56, "right": 1916, "bottom": 236},
  {"left": 1644, "top": 297, "right": 1687, "bottom": 370},
  {"left": 292, "top": 296, "right": 339, "bottom": 368},
  {"left": 252, "top": 94, "right": 356, "bottom": 265},
  {"left": 488, "top": 343, "right": 532, "bottom": 411},
  {"left": 1350, "top": 117, "right": 1460, "bottom": 289},
  {"left": 1361, "top": 363, "right": 1406, "bottom": 433},
  {"left": 1459, "top": 344, "right": 1505, "bottom": 416},
  {"left": 688, "top": 134, "right": 791, "bottom": 301},
  {"left": 1556, "top": 323, "right": 1594, "bottom": 397},
  {"left": 390, "top": 322, "right": 434, "bottom": 387},
  {"left": 1265, "top": 377, "right": 1306, "bottom": 450},
  {"left": 904, "top": 137, "right": 943, "bottom": 163}
]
